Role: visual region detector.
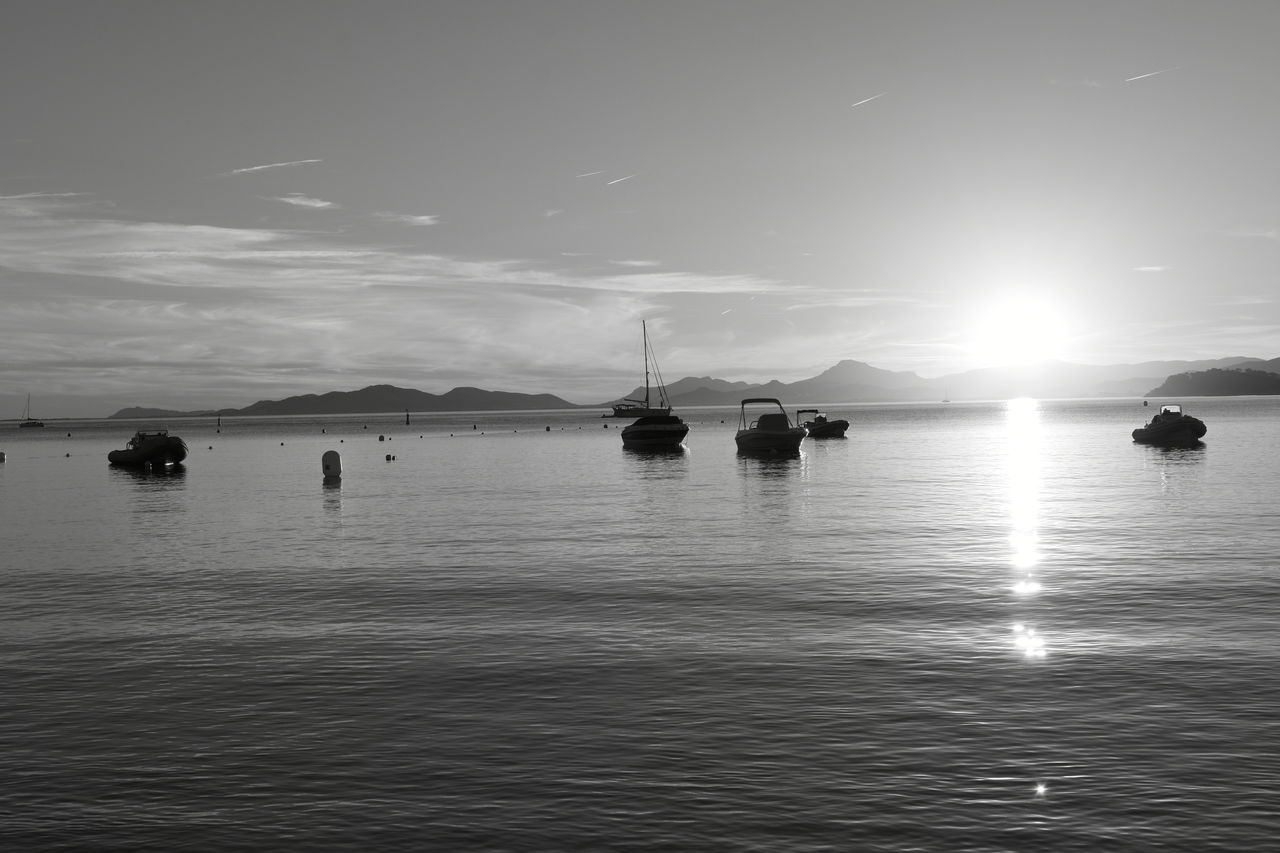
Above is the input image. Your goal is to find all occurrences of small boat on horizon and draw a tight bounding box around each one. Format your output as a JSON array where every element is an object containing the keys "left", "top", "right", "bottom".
[
  {"left": 18, "top": 394, "right": 44, "bottom": 428},
  {"left": 735, "top": 398, "right": 807, "bottom": 454},
  {"left": 1132, "top": 403, "right": 1206, "bottom": 447},
  {"left": 796, "top": 408, "right": 849, "bottom": 438},
  {"left": 108, "top": 430, "right": 189, "bottom": 468},
  {"left": 620, "top": 322, "right": 689, "bottom": 449}
]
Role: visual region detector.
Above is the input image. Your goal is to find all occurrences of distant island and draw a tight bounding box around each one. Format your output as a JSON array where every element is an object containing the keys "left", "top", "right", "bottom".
[
  {"left": 106, "top": 357, "right": 1280, "bottom": 420},
  {"left": 1145, "top": 368, "right": 1280, "bottom": 397}
]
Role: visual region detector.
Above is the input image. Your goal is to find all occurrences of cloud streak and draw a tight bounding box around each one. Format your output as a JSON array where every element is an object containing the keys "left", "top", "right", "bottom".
[{"left": 269, "top": 194, "right": 338, "bottom": 209}]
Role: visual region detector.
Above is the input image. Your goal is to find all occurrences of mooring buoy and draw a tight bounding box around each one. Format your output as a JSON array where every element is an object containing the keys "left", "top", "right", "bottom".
[{"left": 322, "top": 450, "right": 342, "bottom": 480}]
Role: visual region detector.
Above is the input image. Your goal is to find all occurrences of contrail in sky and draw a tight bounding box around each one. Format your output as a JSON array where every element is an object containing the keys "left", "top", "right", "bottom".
[
  {"left": 227, "top": 159, "right": 322, "bottom": 175},
  {"left": 850, "top": 92, "right": 886, "bottom": 108},
  {"left": 606, "top": 174, "right": 637, "bottom": 185},
  {"left": 576, "top": 171, "right": 604, "bottom": 178},
  {"left": 1125, "top": 67, "right": 1179, "bottom": 82}
]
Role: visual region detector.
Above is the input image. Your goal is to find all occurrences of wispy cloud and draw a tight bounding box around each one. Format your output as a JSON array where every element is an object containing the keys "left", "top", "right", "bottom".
[
  {"left": 610, "top": 259, "right": 660, "bottom": 268},
  {"left": 223, "top": 158, "right": 323, "bottom": 175},
  {"left": 1134, "top": 266, "right": 1168, "bottom": 273},
  {"left": 0, "top": 194, "right": 781, "bottom": 406},
  {"left": 373, "top": 212, "right": 440, "bottom": 226},
  {"left": 269, "top": 194, "right": 337, "bottom": 209}
]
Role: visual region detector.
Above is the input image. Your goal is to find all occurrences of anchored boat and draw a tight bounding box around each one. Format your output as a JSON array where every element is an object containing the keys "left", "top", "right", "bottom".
[
  {"left": 619, "top": 322, "right": 689, "bottom": 449},
  {"left": 108, "top": 430, "right": 188, "bottom": 468},
  {"left": 607, "top": 321, "right": 675, "bottom": 419},
  {"left": 1132, "top": 403, "right": 1206, "bottom": 446},
  {"left": 735, "top": 398, "right": 807, "bottom": 454},
  {"left": 18, "top": 394, "right": 44, "bottom": 428},
  {"left": 796, "top": 408, "right": 849, "bottom": 438}
]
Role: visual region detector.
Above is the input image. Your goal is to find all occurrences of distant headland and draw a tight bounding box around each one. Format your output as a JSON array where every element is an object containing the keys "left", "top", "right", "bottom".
[{"left": 106, "top": 356, "right": 1280, "bottom": 420}]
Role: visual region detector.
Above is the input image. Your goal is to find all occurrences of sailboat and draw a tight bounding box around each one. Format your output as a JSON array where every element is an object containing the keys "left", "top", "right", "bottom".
[
  {"left": 617, "top": 322, "right": 689, "bottom": 449},
  {"left": 18, "top": 394, "right": 45, "bottom": 428},
  {"left": 607, "top": 321, "right": 674, "bottom": 418}
]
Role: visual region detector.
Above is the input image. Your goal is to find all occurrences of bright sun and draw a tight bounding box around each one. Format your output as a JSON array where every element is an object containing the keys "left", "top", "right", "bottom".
[{"left": 967, "top": 294, "right": 1070, "bottom": 368}]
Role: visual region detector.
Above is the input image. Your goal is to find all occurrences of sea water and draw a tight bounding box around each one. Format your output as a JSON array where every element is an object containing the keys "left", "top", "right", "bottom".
[{"left": 3, "top": 397, "right": 1280, "bottom": 851}]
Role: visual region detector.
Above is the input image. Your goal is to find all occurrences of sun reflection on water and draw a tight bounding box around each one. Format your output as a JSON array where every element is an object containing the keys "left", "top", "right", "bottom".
[{"left": 1005, "top": 398, "right": 1048, "bottom": 659}]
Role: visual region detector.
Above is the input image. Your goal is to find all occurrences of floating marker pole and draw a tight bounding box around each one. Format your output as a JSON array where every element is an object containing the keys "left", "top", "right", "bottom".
[{"left": 322, "top": 450, "right": 342, "bottom": 481}]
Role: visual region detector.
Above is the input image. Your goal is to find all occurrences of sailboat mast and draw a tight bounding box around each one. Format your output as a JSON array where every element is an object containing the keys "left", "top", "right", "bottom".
[{"left": 642, "top": 321, "right": 651, "bottom": 407}]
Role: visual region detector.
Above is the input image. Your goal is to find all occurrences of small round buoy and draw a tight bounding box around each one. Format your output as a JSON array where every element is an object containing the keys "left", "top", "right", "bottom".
[
  {"left": 208, "top": 446, "right": 212, "bottom": 450},
  {"left": 379, "top": 435, "right": 385, "bottom": 442},
  {"left": 0, "top": 451, "right": 6, "bottom": 463},
  {"left": 66, "top": 452, "right": 71, "bottom": 457},
  {"left": 281, "top": 442, "right": 285, "bottom": 446},
  {"left": 546, "top": 426, "right": 550, "bottom": 432},
  {"left": 603, "top": 423, "right": 609, "bottom": 428}
]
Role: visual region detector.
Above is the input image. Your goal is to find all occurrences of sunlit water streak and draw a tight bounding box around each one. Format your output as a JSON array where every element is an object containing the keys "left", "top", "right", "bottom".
[{"left": 3, "top": 398, "right": 1280, "bottom": 851}]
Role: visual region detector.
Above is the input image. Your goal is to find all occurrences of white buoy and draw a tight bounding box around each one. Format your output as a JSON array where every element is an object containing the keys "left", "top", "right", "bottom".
[{"left": 322, "top": 450, "right": 342, "bottom": 480}]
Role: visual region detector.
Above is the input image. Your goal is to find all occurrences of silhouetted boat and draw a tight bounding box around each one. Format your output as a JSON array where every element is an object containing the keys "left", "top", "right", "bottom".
[
  {"left": 621, "top": 414, "right": 690, "bottom": 449},
  {"left": 108, "top": 430, "right": 188, "bottom": 468},
  {"left": 620, "top": 322, "right": 688, "bottom": 448},
  {"left": 735, "top": 398, "right": 806, "bottom": 453},
  {"left": 18, "top": 394, "right": 44, "bottom": 428},
  {"left": 606, "top": 321, "right": 674, "bottom": 418},
  {"left": 796, "top": 408, "right": 849, "bottom": 438},
  {"left": 1132, "top": 403, "right": 1206, "bottom": 446}
]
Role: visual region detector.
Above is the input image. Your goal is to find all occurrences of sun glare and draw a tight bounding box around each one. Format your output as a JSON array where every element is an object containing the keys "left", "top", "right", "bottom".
[{"left": 968, "top": 295, "right": 1069, "bottom": 368}]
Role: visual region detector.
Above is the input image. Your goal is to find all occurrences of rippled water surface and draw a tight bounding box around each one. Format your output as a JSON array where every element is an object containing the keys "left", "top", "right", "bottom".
[{"left": 4, "top": 398, "right": 1280, "bottom": 851}]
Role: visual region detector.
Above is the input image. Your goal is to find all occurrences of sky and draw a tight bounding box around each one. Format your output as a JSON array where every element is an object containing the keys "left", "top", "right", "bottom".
[{"left": 4, "top": 0, "right": 1280, "bottom": 416}]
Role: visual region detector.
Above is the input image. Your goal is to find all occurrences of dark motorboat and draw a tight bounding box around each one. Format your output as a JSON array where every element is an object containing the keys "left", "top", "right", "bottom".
[
  {"left": 1132, "top": 403, "right": 1206, "bottom": 446},
  {"left": 796, "top": 408, "right": 849, "bottom": 438},
  {"left": 621, "top": 414, "right": 690, "bottom": 449},
  {"left": 108, "top": 430, "right": 188, "bottom": 468},
  {"left": 735, "top": 398, "right": 807, "bottom": 454}
]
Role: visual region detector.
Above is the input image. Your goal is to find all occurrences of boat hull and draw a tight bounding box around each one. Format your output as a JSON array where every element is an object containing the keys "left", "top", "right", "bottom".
[
  {"left": 606, "top": 405, "right": 671, "bottom": 419},
  {"left": 108, "top": 434, "right": 188, "bottom": 468},
  {"left": 1132, "top": 419, "right": 1206, "bottom": 446},
  {"left": 734, "top": 428, "right": 807, "bottom": 454},
  {"left": 621, "top": 416, "right": 689, "bottom": 448},
  {"left": 804, "top": 420, "right": 849, "bottom": 438}
]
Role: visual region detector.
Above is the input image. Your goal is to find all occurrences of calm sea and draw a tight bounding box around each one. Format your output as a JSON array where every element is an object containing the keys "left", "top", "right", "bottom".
[{"left": 3, "top": 397, "right": 1279, "bottom": 852}]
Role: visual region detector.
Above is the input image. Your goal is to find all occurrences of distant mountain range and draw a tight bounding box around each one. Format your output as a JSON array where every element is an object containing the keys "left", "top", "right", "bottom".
[
  {"left": 109, "top": 385, "right": 577, "bottom": 419},
  {"left": 108, "top": 356, "right": 1280, "bottom": 419}
]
